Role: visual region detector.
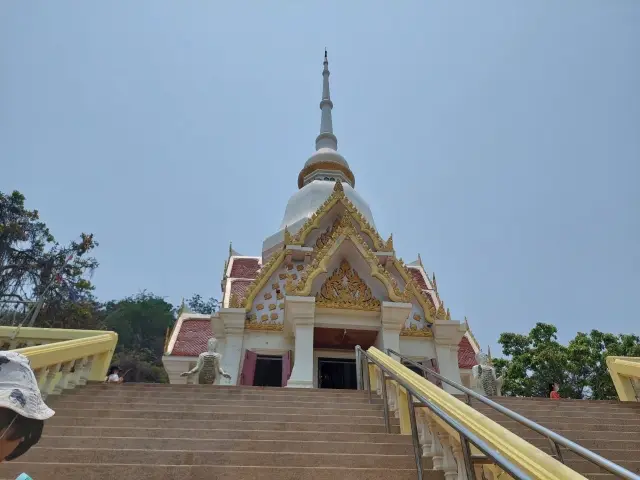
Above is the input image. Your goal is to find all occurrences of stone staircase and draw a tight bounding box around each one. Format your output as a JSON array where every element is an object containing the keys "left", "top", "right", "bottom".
[
  {"left": 0, "top": 384, "right": 444, "bottom": 480},
  {"left": 465, "top": 395, "right": 640, "bottom": 479}
]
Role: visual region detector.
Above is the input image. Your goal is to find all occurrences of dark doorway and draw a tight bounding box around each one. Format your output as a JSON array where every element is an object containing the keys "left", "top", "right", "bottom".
[
  {"left": 318, "top": 357, "right": 357, "bottom": 389},
  {"left": 253, "top": 355, "right": 283, "bottom": 387},
  {"left": 403, "top": 361, "right": 426, "bottom": 378}
]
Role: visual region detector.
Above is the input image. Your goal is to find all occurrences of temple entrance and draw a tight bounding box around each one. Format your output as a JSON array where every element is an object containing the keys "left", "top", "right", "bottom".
[
  {"left": 253, "top": 355, "right": 283, "bottom": 387},
  {"left": 318, "top": 357, "right": 357, "bottom": 390}
]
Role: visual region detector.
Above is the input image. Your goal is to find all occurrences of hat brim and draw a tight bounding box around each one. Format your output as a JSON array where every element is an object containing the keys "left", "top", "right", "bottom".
[{"left": 0, "top": 388, "right": 55, "bottom": 421}]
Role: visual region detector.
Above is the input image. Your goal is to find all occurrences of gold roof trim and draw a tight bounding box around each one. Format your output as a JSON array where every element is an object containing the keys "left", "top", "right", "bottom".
[
  {"left": 290, "top": 181, "right": 393, "bottom": 252},
  {"left": 286, "top": 214, "right": 409, "bottom": 303}
]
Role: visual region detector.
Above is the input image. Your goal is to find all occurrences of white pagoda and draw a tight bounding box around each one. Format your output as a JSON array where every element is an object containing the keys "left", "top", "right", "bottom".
[{"left": 163, "top": 52, "right": 480, "bottom": 392}]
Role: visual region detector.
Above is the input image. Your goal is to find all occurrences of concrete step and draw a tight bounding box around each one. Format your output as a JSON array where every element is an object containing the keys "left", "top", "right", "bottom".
[
  {"left": 43, "top": 426, "right": 410, "bottom": 443},
  {"left": 566, "top": 459, "right": 640, "bottom": 475},
  {"left": 47, "top": 416, "right": 400, "bottom": 433},
  {"left": 519, "top": 436, "right": 640, "bottom": 453},
  {"left": 0, "top": 464, "right": 444, "bottom": 480},
  {"left": 50, "top": 408, "right": 390, "bottom": 424},
  {"left": 473, "top": 405, "right": 640, "bottom": 420},
  {"left": 19, "top": 448, "right": 424, "bottom": 469},
  {"left": 82, "top": 384, "right": 374, "bottom": 397},
  {"left": 489, "top": 418, "right": 639, "bottom": 431},
  {"left": 50, "top": 395, "right": 383, "bottom": 408},
  {"left": 37, "top": 436, "right": 414, "bottom": 455},
  {"left": 49, "top": 401, "right": 386, "bottom": 417}
]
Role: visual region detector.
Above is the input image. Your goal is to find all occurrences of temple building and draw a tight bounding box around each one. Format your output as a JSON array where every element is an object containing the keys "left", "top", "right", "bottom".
[{"left": 162, "top": 52, "right": 480, "bottom": 392}]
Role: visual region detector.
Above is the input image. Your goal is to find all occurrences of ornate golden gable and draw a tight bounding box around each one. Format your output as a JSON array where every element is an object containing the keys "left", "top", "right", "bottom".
[
  {"left": 285, "top": 214, "right": 410, "bottom": 303},
  {"left": 315, "top": 259, "right": 381, "bottom": 311}
]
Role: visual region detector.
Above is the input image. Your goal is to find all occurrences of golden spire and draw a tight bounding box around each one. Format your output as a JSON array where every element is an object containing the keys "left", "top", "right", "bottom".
[
  {"left": 385, "top": 233, "right": 394, "bottom": 251},
  {"left": 333, "top": 179, "right": 344, "bottom": 192},
  {"left": 435, "top": 302, "right": 447, "bottom": 320},
  {"left": 283, "top": 226, "right": 292, "bottom": 244}
]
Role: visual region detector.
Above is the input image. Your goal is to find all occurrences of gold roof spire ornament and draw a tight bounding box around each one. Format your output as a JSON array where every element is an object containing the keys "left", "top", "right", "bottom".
[
  {"left": 333, "top": 179, "right": 344, "bottom": 192},
  {"left": 432, "top": 273, "right": 438, "bottom": 292},
  {"left": 384, "top": 233, "right": 394, "bottom": 251},
  {"left": 283, "top": 226, "right": 293, "bottom": 244},
  {"left": 435, "top": 302, "right": 447, "bottom": 320},
  {"left": 446, "top": 307, "right": 451, "bottom": 320},
  {"left": 417, "top": 253, "right": 424, "bottom": 268},
  {"left": 177, "top": 297, "right": 186, "bottom": 317}
]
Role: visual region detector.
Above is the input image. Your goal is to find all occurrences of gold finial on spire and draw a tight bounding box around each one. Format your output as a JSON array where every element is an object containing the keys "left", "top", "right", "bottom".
[
  {"left": 418, "top": 253, "right": 423, "bottom": 268},
  {"left": 435, "top": 302, "right": 447, "bottom": 320},
  {"left": 333, "top": 179, "right": 344, "bottom": 192},
  {"left": 229, "top": 242, "right": 233, "bottom": 257},
  {"left": 177, "top": 297, "right": 186, "bottom": 317},
  {"left": 432, "top": 272, "right": 438, "bottom": 291},
  {"left": 283, "top": 226, "right": 292, "bottom": 244},
  {"left": 446, "top": 307, "right": 451, "bottom": 320},
  {"left": 464, "top": 316, "right": 469, "bottom": 329}
]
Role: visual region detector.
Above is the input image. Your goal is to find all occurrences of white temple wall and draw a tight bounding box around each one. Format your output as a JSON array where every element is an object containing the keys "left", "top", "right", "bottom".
[{"left": 398, "top": 337, "right": 437, "bottom": 360}]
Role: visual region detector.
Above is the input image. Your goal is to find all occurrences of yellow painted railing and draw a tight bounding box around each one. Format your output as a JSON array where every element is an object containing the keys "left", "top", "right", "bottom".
[
  {"left": 0, "top": 326, "right": 118, "bottom": 397},
  {"left": 367, "top": 347, "right": 586, "bottom": 480},
  {"left": 607, "top": 356, "right": 640, "bottom": 402}
]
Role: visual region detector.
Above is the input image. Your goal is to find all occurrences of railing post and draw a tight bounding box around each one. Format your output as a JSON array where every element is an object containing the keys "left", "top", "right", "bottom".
[
  {"left": 380, "top": 369, "right": 391, "bottom": 434},
  {"left": 355, "top": 346, "right": 363, "bottom": 390},
  {"left": 407, "top": 391, "right": 424, "bottom": 480},
  {"left": 459, "top": 434, "right": 477, "bottom": 480}
]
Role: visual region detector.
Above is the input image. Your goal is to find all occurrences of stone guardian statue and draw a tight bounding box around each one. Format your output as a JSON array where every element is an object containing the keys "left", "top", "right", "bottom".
[
  {"left": 180, "top": 338, "right": 231, "bottom": 385},
  {"left": 472, "top": 352, "right": 503, "bottom": 397}
]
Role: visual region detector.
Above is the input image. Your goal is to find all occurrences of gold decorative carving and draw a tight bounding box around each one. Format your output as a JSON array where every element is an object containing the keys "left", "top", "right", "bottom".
[
  {"left": 315, "top": 259, "right": 381, "bottom": 311},
  {"left": 290, "top": 273, "right": 297, "bottom": 280},
  {"left": 229, "top": 294, "right": 242, "bottom": 308},
  {"left": 296, "top": 264, "right": 304, "bottom": 271},
  {"left": 256, "top": 304, "right": 264, "bottom": 311},
  {"left": 297, "top": 162, "right": 355, "bottom": 189},
  {"left": 400, "top": 323, "right": 433, "bottom": 338},
  {"left": 279, "top": 273, "right": 287, "bottom": 280},
  {"left": 270, "top": 312, "right": 278, "bottom": 321},
  {"left": 276, "top": 291, "right": 284, "bottom": 300},
  {"left": 234, "top": 248, "right": 284, "bottom": 310},
  {"left": 279, "top": 303, "right": 285, "bottom": 310},
  {"left": 413, "top": 313, "right": 422, "bottom": 321},
  {"left": 268, "top": 304, "right": 276, "bottom": 311},
  {"left": 272, "top": 283, "right": 279, "bottom": 290},
  {"left": 287, "top": 264, "right": 293, "bottom": 270},
  {"left": 435, "top": 303, "right": 447, "bottom": 320},
  {"left": 264, "top": 292, "right": 272, "bottom": 300},
  {"left": 260, "top": 314, "right": 268, "bottom": 322},
  {"left": 247, "top": 313, "right": 257, "bottom": 322}
]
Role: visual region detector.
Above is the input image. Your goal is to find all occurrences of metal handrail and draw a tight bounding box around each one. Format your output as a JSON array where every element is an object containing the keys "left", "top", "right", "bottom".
[
  {"left": 355, "top": 346, "right": 531, "bottom": 480},
  {"left": 386, "top": 348, "right": 640, "bottom": 480}
]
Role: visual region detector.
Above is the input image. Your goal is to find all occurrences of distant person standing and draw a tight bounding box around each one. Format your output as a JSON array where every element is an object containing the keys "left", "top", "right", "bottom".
[
  {"left": 549, "top": 383, "right": 561, "bottom": 399},
  {"left": 106, "top": 366, "right": 124, "bottom": 384}
]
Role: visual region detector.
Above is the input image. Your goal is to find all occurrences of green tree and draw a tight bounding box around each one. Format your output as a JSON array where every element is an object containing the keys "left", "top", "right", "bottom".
[
  {"left": 185, "top": 294, "right": 219, "bottom": 314},
  {"left": 0, "top": 189, "right": 99, "bottom": 325},
  {"left": 496, "top": 323, "right": 640, "bottom": 400},
  {"left": 103, "top": 292, "right": 175, "bottom": 383}
]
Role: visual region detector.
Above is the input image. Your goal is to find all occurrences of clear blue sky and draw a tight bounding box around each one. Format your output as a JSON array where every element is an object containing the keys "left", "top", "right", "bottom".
[{"left": 1, "top": 2, "right": 638, "bottom": 355}]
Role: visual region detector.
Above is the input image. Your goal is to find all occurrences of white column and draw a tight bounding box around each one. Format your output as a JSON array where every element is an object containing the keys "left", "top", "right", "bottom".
[
  {"left": 162, "top": 356, "right": 192, "bottom": 384},
  {"left": 433, "top": 320, "right": 466, "bottom": 394},
  {"left": 285, "top": 296, "right": 315, "bottom": 388},
  {"left": 379, "top": 301, "right": 412, "bottom": 353},
  {"left": 218, "top": 308, "right": 246, "bottom": 385}
]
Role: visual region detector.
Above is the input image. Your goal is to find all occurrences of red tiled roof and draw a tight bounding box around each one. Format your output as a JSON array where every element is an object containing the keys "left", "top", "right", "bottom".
[
  {"left": 230, "top": 279, "right": 252, "bottom": 299},
  {"left": 458, "top": 336, "right": 476, "bottom": 369},
  {"left": 408, "top": 266, "right": 428, "bottom": 290},
  {"left": 171, "top": 319, "right": 212, "bottom": 356},
  {"left": 230, "top": 258, "right": 260, "bottom": 279}
]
